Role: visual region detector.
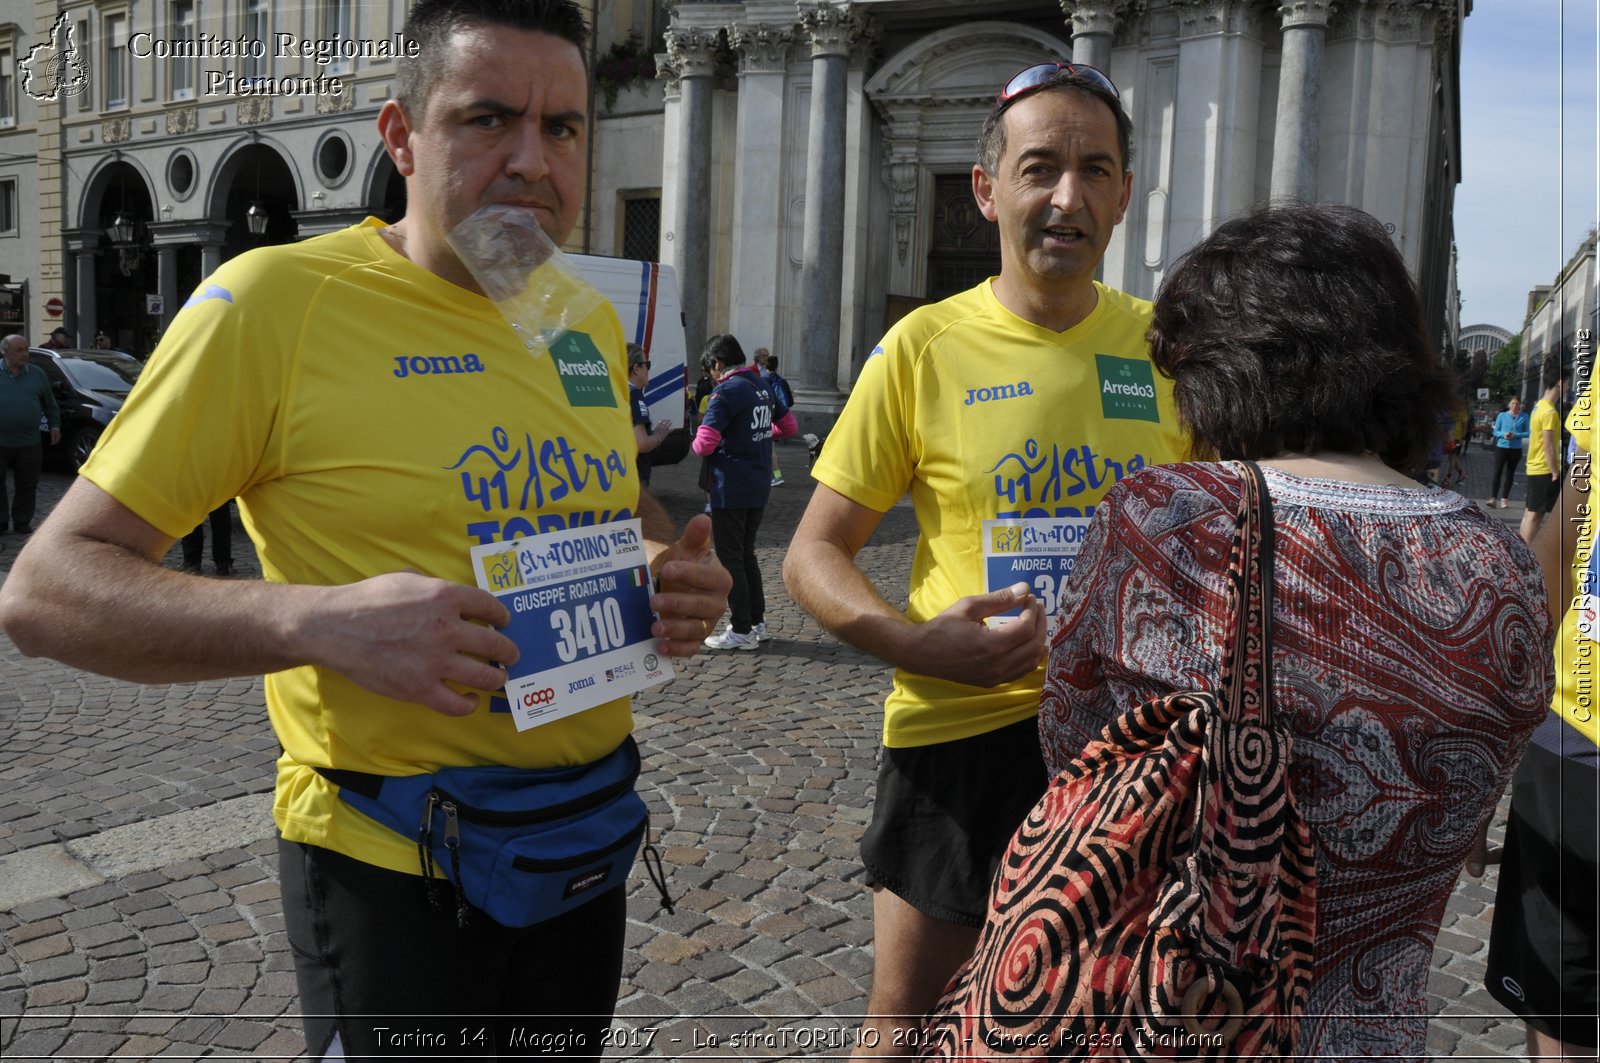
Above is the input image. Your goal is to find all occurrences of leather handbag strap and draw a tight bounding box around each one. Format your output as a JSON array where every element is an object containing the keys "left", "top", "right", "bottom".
[{"left": 1219, "top": 460, "right": 1276, "bottom": 726}]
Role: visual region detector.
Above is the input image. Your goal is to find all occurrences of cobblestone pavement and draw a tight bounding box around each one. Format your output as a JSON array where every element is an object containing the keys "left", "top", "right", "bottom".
[{"left": 0, "top": 441, "right": 1544, "bottom": 1059}]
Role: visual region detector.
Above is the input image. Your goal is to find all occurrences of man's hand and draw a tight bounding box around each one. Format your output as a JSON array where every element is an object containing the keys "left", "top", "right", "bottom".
[
  {"left": 49, "top": 428, "right": 60, "bottom": 445},
  {"left": 648, "top": 513, "right": 731, "bottom": 656},
  {"left": 302, "top": 572, "right": 519, "bottom": 717},
  {"left": 901, "top": 583, "right": 1048, "bottom": 688}
]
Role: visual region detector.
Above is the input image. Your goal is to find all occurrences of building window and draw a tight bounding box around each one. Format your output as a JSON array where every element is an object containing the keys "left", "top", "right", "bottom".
[
  {"left": 241, "top": 0, "right": 268, "bottom": 81},
  {"left": 0, "top": 180, "right": 17, "bottom": 235},
  {"left": 76, "top": 20, "right": 92, "bottom": 111},
  {"left": 170, "top": 1, "right": 196, "bottom": 99},
  {"left": 0, "top": 49, "right": 15, "bottom": 128},
  {"left": 104, "top": 13, "right": 128, "bottom": 109},
  {"left": 322, "top": 0, "right": 353, "bottom": 73},
  {"left": 620, "top": 195, "right": 660, "bottom": 261}
]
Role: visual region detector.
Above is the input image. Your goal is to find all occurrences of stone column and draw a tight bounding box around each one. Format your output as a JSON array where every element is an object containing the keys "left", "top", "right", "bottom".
[
  {"left": 795, "top": 2, "right": 860, "bottom": 392},
  {"left": 726, "top": 24, "right": 793, "bottom": 349},
  {"left": 156, "top": 246, "right": 178, "bottom": 332},
  {"left": 64, "top": 231, "right": 100, "bottom": 344},
  {"left": 663, "top": 26, "right": 720, "bottom": 359},
  {"left": 1269, "top": 0, "right": 1334, "bottom": 202},
  {"left": 1061, "top": 0, "right": 1122, "bottom": 72}
]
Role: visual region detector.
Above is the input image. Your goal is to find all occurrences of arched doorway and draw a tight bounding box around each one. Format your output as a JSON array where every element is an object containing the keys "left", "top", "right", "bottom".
[
  {"left": 88, "top": 161, "right": 158, "bottom": 355},
  {"left": 214, "top": 142, "right": 301, "bottom": 261}
]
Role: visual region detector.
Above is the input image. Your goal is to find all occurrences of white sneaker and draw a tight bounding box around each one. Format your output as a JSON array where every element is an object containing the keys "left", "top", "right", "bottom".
[
  {"left": 753, "top": 622, "right": 770, "bottom": 642},
  {"left": 703, "top": 626, "right": 759, "bottom": 651}
]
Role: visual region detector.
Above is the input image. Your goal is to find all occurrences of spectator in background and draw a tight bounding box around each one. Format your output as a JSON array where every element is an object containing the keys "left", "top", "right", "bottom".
[
  {"left": 40, "top": 327, "right": 70, "bottom": 350},
  {"left": 181, "top": 503, "right": 234, "bottom": 577},
  {"left": 763, "top": 354, "right": 794, "bottom": 487},
  {"left": 0, "top": 333, "right": 59, "bottom": 535},
  {"left": 627, "top": 344, "right": 672, "bottom": 487},
  {"left": 693, "top": 333, "right": 797, "bottom": 649},
  {"left": 94, "top": 332, "right": 114, "bottom": 350},
  {"left": 1489, "top": 396, "right": 1529, "bottom": 509}
]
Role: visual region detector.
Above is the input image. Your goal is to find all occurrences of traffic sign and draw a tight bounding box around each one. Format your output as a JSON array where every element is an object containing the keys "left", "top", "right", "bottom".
[{"left": 44, "top": 297, "right": 64, "bottom": 318}]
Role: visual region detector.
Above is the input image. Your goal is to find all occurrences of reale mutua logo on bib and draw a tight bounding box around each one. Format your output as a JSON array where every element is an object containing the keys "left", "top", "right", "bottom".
[
  {"left": 549, "top": 332, "right": 617, "bottom": 408},
  {"left": 1095, "top": 355, "right": 1160, "bottom": 423}
]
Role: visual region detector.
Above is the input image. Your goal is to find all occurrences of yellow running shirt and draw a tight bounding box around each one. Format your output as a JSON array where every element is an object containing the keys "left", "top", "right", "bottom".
[
  {"left": 1553, "top": 382, "right": 1600, "bottom": 747},
  {"left": 81, "top": 220, "right": 640, "bottom": 874},
  {"left": 813, "top": 279, "right": 1187, "bottom": 748},
  {"left": 1527, "top": 397, "right": 1560, "bottom": 476}
]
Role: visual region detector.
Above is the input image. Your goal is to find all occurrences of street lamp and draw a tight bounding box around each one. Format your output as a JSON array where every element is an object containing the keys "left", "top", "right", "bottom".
[
  {"left": 107, "top": 211, "right": 136, "bottom": 245},
  {"left": 245, "top": 200, "right": 269, "bottom": 236},
  {"left": 107, "top": 210, "right": 142, "bottom": 277}
]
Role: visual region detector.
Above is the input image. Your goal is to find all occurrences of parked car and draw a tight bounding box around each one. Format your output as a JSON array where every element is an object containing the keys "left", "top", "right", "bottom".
[{"left": 29, "top": 347, "right": 143, "bottom": 470}]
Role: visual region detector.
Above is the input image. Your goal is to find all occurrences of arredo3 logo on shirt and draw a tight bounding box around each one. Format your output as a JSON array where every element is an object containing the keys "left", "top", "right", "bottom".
[
  {"left": 1096, "top": 354, "right": 1161, "bottom": 423},
  {"left": 549, "top": 332, "right": 618, "bottom": 409}
]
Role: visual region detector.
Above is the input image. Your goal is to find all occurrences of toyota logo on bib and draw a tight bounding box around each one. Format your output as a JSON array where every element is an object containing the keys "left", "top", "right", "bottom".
[{"left": 522, "top": 688, "right": 557, "bottom": 707}]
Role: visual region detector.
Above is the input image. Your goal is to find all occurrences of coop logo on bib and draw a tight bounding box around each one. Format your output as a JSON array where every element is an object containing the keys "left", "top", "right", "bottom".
[
  {"left": 549, "top": 332, "right": 617, "bottom": 409},
  {"left": 1095, "top": 354, "right": 1160, "bottom": 423}
]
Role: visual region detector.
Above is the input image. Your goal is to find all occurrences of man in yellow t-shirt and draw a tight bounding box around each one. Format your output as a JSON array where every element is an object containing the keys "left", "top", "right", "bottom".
[
  {"left": 1488, "top": 354, "right": 1598, "bottom": 1059},
  {"left": 1520, "top": 363, "right": 1565, "bottom": 542},
  {"left": 0, "top": 1, "right": 730, "bottom": 1057},
  {"left": 784, "top": 64, "right": 1185, "bottom": 1056}
]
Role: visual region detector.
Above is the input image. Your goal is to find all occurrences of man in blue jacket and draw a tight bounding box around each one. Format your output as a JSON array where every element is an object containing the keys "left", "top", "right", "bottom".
[
  {"left": 693, "top": 334, "right": 797, "bottom": 649},
  {"left": 0, "top": 334, "right": 59, "bottom": 535}
]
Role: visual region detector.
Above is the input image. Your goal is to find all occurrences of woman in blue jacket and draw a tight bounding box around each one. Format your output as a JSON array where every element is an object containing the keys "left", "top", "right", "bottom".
[
  {"left": 692, "top": 334, "right": 798, "bottom": 649},
  {"left": 1489, "top": 397, "right": 1530, "bottom": 508}
]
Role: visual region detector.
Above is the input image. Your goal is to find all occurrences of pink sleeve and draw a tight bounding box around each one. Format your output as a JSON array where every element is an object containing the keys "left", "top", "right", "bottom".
[
  {"left": 691, "top": 425, "right": 722, "bottom": 456},
  {"left": 772, "top": 411, "right": 799, "bottom": 439}
]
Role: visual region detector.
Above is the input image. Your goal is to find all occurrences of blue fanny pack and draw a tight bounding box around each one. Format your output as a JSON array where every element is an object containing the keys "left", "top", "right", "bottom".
[{"left": 315, "top": 736, "right": 672, "bottom": 928}]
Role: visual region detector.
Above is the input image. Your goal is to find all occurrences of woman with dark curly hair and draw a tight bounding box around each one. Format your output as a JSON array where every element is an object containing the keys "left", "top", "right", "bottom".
[{"left": 1037, "top": 204, "right": 1552, "bottom": 1056}]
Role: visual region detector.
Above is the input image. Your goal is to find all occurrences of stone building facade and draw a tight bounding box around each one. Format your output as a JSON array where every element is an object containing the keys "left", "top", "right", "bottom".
[
  {"left": 0, "top": 0, "right": 1466, "bottom": 391},
  {"left": 644, "top": 0, "right": 1469, "bottom": 412}
]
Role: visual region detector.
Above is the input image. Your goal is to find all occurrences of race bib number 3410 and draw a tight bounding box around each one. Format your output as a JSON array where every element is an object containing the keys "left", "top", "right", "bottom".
[{"left": 471, "top": 519, "right": 672, "bottom": 731}]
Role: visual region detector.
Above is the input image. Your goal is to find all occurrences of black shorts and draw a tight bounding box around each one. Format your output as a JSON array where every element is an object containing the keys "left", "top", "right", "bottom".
[
  {"left": 1486, "top": 743, "right": 1600, "bottom": 1048},
  {"left": 859, "top": 717, "right": 1050, "bottom": 927},
  {"left": 1527, "top": 473, "right": 1562, "bottom": 514}
]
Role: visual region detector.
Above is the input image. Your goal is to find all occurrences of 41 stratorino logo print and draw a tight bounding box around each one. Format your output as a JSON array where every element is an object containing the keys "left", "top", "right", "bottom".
[{"left": 21, "top": 13, "right": 90, "bottom": 102}]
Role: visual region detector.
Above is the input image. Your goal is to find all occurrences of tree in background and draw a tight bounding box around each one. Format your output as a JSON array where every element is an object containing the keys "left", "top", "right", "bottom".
[{"left": 1486, "top": 336, "right": 1522, "bottom": 404}]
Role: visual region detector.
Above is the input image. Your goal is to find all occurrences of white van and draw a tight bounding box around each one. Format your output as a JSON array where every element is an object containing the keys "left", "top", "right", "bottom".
[{"left": 570, "top": 254, "right": 691, "bottom": 467}]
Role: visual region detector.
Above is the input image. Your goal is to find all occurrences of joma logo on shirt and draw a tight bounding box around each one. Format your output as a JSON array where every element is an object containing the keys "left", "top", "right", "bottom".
[
  {"left": 393, "top": 353, "right": 486, "bottom": 378},
  {"left": 964, "top": 381, "right": 1034, "bottom": 405}
]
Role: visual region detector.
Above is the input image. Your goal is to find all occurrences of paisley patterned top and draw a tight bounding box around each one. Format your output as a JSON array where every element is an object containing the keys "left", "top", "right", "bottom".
[{"left": 1040, "top": 462, "right": 1553, "bottom": 1059}]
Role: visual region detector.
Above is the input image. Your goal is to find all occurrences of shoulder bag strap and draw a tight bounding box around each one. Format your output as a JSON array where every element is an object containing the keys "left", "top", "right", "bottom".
[{"left": 1219, "top": 460, "right": 1276, "bottom": 726}]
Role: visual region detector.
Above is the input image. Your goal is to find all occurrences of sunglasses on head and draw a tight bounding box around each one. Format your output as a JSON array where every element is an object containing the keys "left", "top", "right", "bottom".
[{"left": 995, "top": 61, "right": 1120, "bottom": 115}]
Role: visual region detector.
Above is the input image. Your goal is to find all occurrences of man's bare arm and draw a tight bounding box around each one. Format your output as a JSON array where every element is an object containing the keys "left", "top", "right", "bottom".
[
  {"left": 783, "top": 484, "right": 1044, "bottom": 688},
  {"left": 0, "top": 479, "right": 517, "bottom": 716},
  {"left": 1531, "top": 457, "right": 1591, "bottom": 625}
]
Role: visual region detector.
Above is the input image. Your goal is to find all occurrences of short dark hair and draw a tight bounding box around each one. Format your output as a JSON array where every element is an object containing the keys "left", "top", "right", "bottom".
[
  {"left": 50, "top": 327, "right": 68, "bottom": 337},
  {"left": 1543, "top": 356, "right": 1565, "bottom": 392},
  {"left": 396, "top": 0, "right": 590, "bottom": 122},
  {"left": 626, "top": 342, "right": 647, "bottom": 369},
  {"left": 766, "top": 355, "right": 779, "bottom": 372},
  {"left": 976, "top": 71, "right": 1134, "bottom": 176},
  {"left": 703, "top": 333, "right": 746, "bottom": 368},
  {"left": 1147, "top": 203, "right": 1455, "bottom": 474}
]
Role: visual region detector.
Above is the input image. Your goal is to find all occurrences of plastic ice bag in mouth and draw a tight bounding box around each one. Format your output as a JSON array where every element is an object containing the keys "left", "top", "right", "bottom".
[{"left": 446, "top": 204, "right": 606, "bottom": 356}]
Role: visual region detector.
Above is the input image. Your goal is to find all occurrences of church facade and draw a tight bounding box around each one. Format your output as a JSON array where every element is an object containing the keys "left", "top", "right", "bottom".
[{"left": 608, "top": 0, "right": 1467, "bottom": 411}]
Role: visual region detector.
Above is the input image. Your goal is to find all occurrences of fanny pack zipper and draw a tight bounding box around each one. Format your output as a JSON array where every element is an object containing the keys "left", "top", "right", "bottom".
[{"left": 510, "top": 812, "right": 648, "bottom": 872}]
